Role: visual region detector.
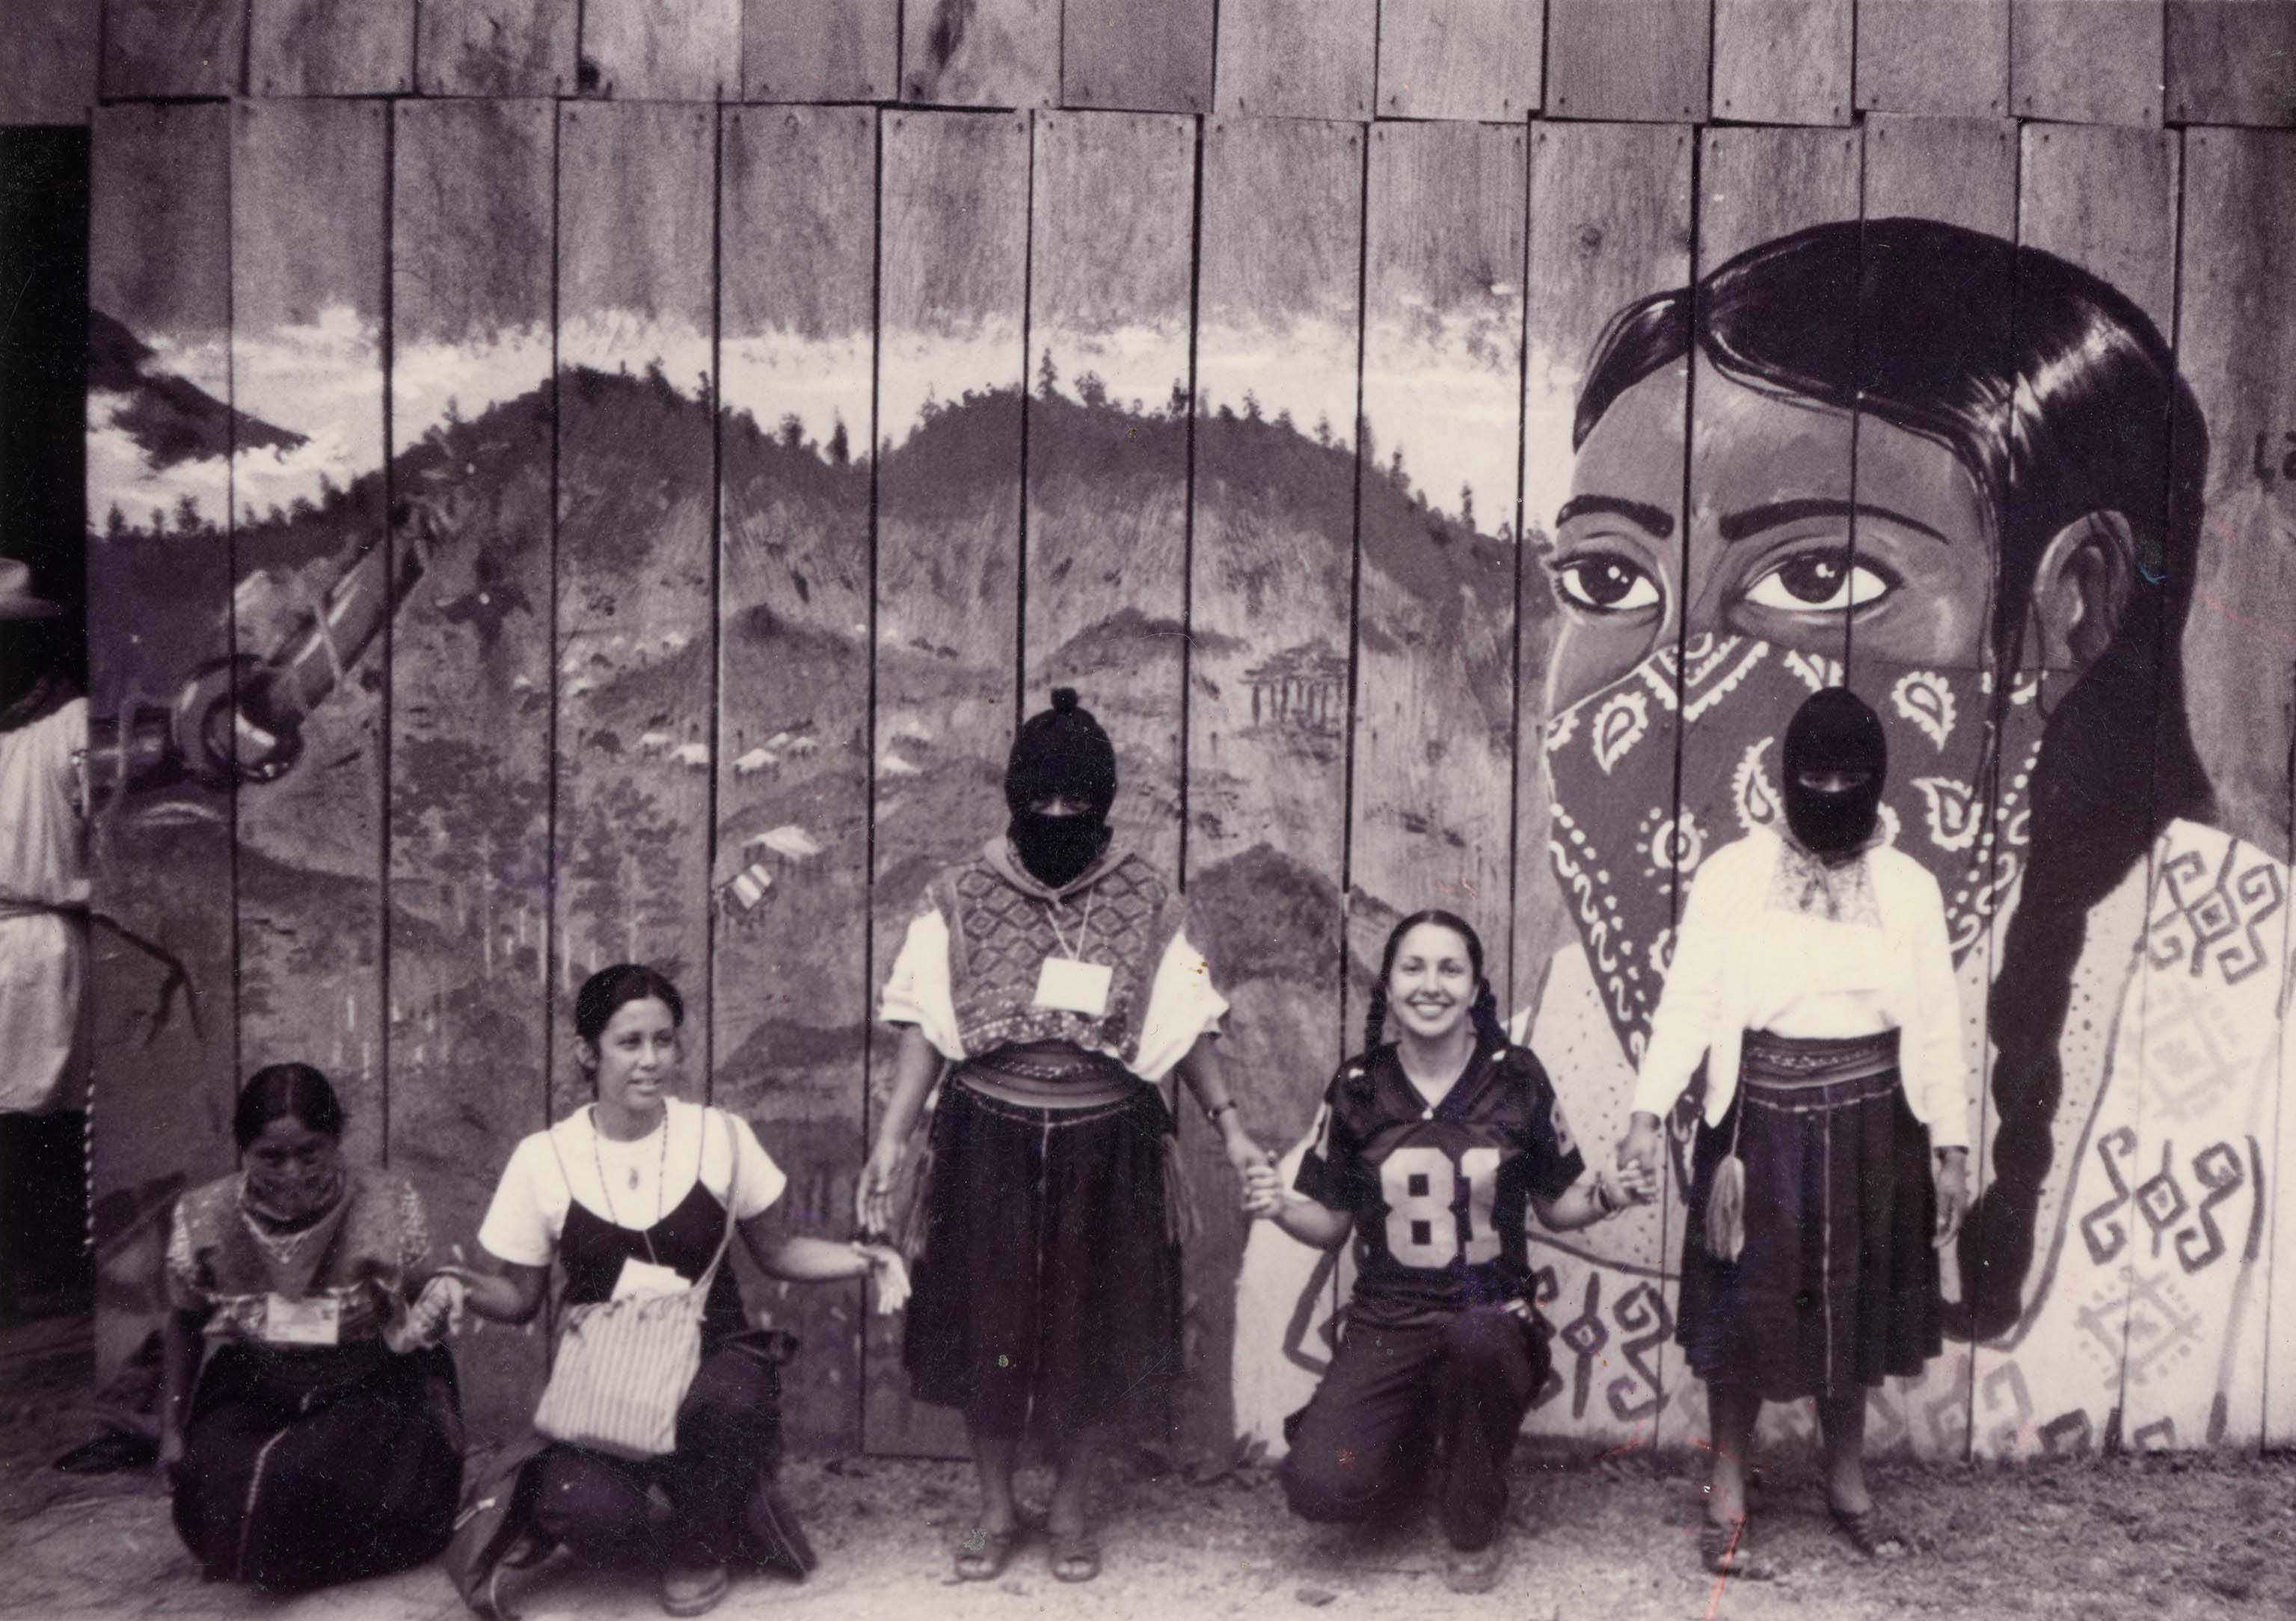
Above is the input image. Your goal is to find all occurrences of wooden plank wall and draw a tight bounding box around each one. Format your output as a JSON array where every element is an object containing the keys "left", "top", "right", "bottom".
[{"left": 57, "top": 0, "right": 2296, "bottom": 1467}]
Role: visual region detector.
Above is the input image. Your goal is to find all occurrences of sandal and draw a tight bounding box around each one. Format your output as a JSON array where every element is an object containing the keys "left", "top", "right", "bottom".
[
  {"left": 1443, "top": 1540, "right": 1504, "bottom": 1595},
  {"left": 658, "top": 1563, "right": 730, "bottom": 1617},
  {"left": 953, "top": 1525, "right": 1022, "bottom": 1582},
  {"left": 1828, "top": 1500, "right": 1907, "bottom": 1559},
  {"left": 1698, "top": 1517, "right": 1778, "bottom": 1580},
  {"left": 1049, "top": 1532, "right": 1102, "bottom": 1584}
]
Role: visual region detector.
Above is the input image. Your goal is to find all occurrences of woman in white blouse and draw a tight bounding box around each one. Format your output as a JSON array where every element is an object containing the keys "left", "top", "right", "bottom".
[{"left": 1616, "top": 688, "right": 1971, "bottom": 1576}]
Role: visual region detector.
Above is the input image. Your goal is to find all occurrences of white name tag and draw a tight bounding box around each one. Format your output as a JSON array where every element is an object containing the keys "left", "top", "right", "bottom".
[
  {"left": 263, "top": 1294, "right": 341, "bottom": 1346},
  {"left": 1033, "top": 957, "right": 1113, "bottom": 1017},
  {"left": 612, "top": 1257, "right": 691, "bottom": 1301}
]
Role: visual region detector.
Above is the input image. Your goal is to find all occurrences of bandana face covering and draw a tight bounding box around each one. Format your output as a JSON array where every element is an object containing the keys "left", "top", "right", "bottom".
[
  {"left": 1544, "top": 632, "right": 2047, "bottom": 1061},
  {"left": 242, "top": 1155, "right": 346, "bottom": 1228},
  {"left": 1008, "top": 810, "right": 1110, "bottom": 891}
]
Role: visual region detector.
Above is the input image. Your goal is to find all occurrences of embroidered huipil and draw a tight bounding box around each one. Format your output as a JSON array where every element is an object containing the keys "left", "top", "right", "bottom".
[{"left": 880, "top": 839, "right": 1227, "bottom": 1079}]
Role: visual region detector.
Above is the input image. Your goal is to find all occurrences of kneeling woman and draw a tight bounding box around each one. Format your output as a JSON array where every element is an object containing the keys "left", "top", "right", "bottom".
[
  {"left": 444, "top": 965, "right": 904, "bottom": 1618},
  {"left": 1617, "top": 689, "right": 1972, "bottom": 1575},
  {"left": 1246, "top": 911, "right": 1643, "bottom": 1595},
  {"left": 162, "top": 1063, "right": 464, "bottom": 1591}
]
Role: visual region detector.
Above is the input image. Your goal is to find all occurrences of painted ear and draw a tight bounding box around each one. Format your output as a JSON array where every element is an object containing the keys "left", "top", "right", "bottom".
[{"left": 2025, "top": 510, "right": 2136, "bottom": 679}]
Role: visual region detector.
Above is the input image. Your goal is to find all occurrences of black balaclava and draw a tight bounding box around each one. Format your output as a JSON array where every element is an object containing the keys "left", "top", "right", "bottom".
[
  {"left": 1781, "top": 686, "right": 1888, "bottom": 858},
  {"left": 1004, "top": 687, "right": 1117, "bottom": 889}
]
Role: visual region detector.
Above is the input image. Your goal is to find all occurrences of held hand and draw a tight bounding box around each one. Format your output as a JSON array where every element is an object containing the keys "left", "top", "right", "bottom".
[
  {"left": 1616, "top": 1116, "right": 1664, "bottom": 1192},
  {"left": 1241, "top": 1160, "right": 1285, "bottom": 1219},
  {"left": 408, "top": 1274, "right": 468, "bottom": 1343},
  {"left": 856, "top": 1142, "right": 903, "bottom": 1236},
  {"left": 1222, "top": 1120, "right": 1272, "bottom": 1181},
  {"left": 851, "top": 1242, "right": 912, "bottom": 1315},
  {"left": 1933, "top": 1150, "right": 1971, "bottom": 1249}
]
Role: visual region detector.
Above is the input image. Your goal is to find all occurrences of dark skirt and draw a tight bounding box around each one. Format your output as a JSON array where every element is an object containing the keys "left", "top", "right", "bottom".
[
  {"left": 903, "top": 1079, "right": 1181, "bottom": 1439},
  {"left": 171, "top": 1339, "right": 463, "bottom": 1590},
  {"left": 1676, "top": 1030, "right": 1942, "bottom": 1403}
]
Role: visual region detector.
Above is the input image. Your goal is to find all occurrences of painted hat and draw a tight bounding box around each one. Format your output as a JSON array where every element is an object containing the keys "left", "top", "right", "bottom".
[{"left": 0, "top": 559, "right": 62, "bottom": 621}]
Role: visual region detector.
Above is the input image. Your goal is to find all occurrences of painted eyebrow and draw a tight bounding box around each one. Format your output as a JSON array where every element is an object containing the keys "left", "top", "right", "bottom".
[
  {"left": 1718, "top": 496, "right": 1950, "bottom": 546},
  {"left": 1555, "top": 494, "right": 1676, "bottom": 539}
]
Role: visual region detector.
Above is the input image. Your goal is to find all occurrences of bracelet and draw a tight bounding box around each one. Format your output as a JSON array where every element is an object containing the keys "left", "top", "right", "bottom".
[
  {"left": 1204, "top": 1100, "right": 1238, "bottom": 1126},
  {"left": 1593, "top": 1175, "right": 1618, "bottom": 1219}
]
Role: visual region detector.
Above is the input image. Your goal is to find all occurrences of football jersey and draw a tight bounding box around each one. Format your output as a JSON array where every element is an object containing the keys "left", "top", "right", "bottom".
[{"left": 1294, "top": 1034, "right": 1585, "bottom": 1325}]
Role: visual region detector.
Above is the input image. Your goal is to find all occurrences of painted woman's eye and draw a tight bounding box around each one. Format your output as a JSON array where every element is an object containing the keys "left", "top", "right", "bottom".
[
  {"left": 1550, "top": 553, "right": 1662, "bottom": 613},
  {"left": 1744, "top": 550, "right": 1897, "bottom": 612}
]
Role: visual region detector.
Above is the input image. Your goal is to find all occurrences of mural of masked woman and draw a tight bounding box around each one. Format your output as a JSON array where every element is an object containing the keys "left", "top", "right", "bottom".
[{"left": 1516, "top": 216, "right": 2287, "bottom": 1457}]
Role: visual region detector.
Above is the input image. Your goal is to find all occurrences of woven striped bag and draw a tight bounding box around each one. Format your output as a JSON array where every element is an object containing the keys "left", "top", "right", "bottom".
[{"left": 532, "top": 1112, "right": 740, "bottom": 1460}]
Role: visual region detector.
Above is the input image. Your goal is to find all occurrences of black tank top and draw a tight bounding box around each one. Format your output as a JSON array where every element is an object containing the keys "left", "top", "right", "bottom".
[{"left": 559, "top": 1178, "right": 746, "bottom": 1345}]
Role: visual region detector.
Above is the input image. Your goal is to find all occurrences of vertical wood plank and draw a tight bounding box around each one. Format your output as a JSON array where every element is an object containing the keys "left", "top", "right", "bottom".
[
  {"left": 901, "top": 0, "right": 1060, "bottom": 108},
  {"left": 417, "top": 0, "right": 575, "bottom": 96},
  {"left": 249, "top": 0, "right": 415, "bottom": 94},
  {"left": 1545, "top": 0, "right": 1710, "bottom": 122},
  {"left": 230, "top": 98, "right": 389, "bottom": 1164},
  {"left": 101, "top": 0, "right": 245, "bottom": 98},
  {"left": 1862, "top": 116, "right": 2018, "bottom": 236},
  {"left": 85, "top": 101, "right": 237, "bottom": 1391},
  {"left": 2167, "top": 0, "right": 2296, "bottom": 126},
  {"left": 1374, "top": 0, "right": 1544, "bottom": 122},
  {"left": 1654, "top": 123, "right": 1862, "bottom": 1461},
  {"left": 744, "top": 0, "right": 900, "bottom": 102},
  {"left": 1354, "top": 120, "right": 1524, "bottom": 1015},
  {"left": 387, "top": 96, "right": 555, "bottom": 1452},
  {"left": 2172, "top": 130, "right": 2296, "bottom": 1448},
  {"left": 1024, "top": 112, "right": 1194, "bottom": 876},
  {"left": 582, "top": 0, "right": 741, "bottom": 100},
  {"left": 1711, "top": 0, "right": 1853, "bottom": 125},
  {"left": 1855, "top": 123, "right": 2019, "bottom": 1463},
  {"left": 1855, "top": 0, "right": 2010, "bottom": 118},
  {"left": 1213, "top": 0, "right": 1378, "bottom": 121},
  {"left": 2013, "top": 0, "right": 2164, "bottom": 126},
  {"left": 553, "top": 101, "right": 717, "bottom": 1099},
  {"left": 865, "top": 108, "right": 1031, "bottom": 1458},
  {"left": 1966, "top": 123, "right": 2179, "bottom": 1459},
  {"left": 714, "top": 103, "right": 878, "bottom": 1453},
  {"left": 3, "top": 0, "right": 99, "bottom": 124},
  {"left": 1513, "top": 120, "right": 1694, "bottom": 1452},
  {"left": 1062, "top": 0, "right": 1215, "bottom": 112},
  {"left": 1194, "top": 117, "right": 1363, "bottom": 1453}
]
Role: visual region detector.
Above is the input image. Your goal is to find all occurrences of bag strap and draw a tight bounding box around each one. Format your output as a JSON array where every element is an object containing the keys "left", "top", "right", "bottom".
[{"left": 691, "top": 1108, "right": 743, "bottom": 1296}]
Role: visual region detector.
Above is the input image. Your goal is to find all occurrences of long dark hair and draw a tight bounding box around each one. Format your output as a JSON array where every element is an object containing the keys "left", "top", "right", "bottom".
[
  {"left": 1363, "top": 910, "right": 1506, "bottom": 1054},
  {"left": 1577, "top": 218, "right": 2214, "bottom": 1337},
  {"left": 234, "top": 1062, "right": 345, "bottom": 1150}
]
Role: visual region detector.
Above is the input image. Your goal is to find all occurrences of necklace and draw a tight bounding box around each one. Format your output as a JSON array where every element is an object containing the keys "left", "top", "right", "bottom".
[
  {"left": 592, "top": 1107, "right": 671, "bottom": 1229},
  {"left": 240, "top": 1212, "right": 328, "bottom": 1269}
]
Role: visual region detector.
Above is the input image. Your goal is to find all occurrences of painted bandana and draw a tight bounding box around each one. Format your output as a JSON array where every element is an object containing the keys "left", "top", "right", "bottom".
[{"left": 1543, "top": 633, "right": 2046, "bottom": 1062}]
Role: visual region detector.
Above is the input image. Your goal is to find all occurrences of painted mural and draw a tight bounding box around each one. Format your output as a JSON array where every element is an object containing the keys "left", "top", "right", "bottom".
[{"left": 81, "top": 102, "right": 2296, "bottom": 1462}]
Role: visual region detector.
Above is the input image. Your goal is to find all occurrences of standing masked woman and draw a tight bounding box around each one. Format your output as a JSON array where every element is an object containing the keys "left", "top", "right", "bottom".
[
  {"left": 1616, "top": 688, "right": 1972, "bottom": 1576},
  {"left": 859, "top": 689, "right": 1267, "bottom": 1585},
  {"left": 1244, "top": 911, "right": 1645, "bottom": 1594},
  {"left": 441, "top": 965, "right": 906, "bottom": 1619},
  {"left": 161, "top": 1063, "right": 465, "bottom": 1592}
]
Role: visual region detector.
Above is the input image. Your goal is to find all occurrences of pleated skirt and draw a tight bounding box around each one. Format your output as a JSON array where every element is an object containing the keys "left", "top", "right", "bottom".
[{"left": 1676, "top": 1029, "right": 1943, "bottom": 1403}]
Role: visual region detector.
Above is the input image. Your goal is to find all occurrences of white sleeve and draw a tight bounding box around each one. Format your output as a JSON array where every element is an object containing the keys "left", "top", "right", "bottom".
[
  {"left": 878, "top": 907, "right": 966, "bottom": 1061},
  {"left": 1900, "top": 867, "right": 1971, "bottom": 1150},
  {"left": 719, "top": 1113, "right": 788, "bottom": 1220},
  {"left": 1630, "top": 849, "right": 1734, "bottom": 1122},
  {"left": 1132, "top": 926, "right": 1231, "bottom": 1083},
  {"left": 476, "top": 1136, "right": 567, "bottom": 1268}
]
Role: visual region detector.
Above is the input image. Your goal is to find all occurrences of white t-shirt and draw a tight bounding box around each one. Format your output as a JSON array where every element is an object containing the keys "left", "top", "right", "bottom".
[{"left": 477, "top": 1098, "right": 787, "bottom": 1268}]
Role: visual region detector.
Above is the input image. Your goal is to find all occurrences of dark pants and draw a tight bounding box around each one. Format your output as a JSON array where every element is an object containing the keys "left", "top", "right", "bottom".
[
  {"left": 0, "top": 1110, "right": 89, "bottom": 1317},
  {"left": 1280, "top": 1307, "right": 1548, "bottom": 1552},
  {"left": 532, "top": 1335, "right": 782, "bottom": 1570}
]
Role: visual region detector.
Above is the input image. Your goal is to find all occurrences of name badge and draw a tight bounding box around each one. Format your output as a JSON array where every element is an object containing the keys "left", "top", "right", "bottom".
[
  {"left": 263, "top": 1294, "right": 341, "bottom": 1346},
  {"left": 612, "top": 1258, "right": 691, "bottom": 1301},
  {"left": 1033, "top": 957, "right": 1112, "bottom": 1017}
]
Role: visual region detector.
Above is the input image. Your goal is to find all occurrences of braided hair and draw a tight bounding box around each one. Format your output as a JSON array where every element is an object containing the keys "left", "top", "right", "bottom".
[{"left": 1363, "top": 909, "right": 1505, "bottom": 1053}]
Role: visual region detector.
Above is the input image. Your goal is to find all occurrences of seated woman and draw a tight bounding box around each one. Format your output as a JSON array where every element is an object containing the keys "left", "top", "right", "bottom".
[
  {"left": 162, "top": 1062, "right": 464, "bottom": 1592},
  {"left": 1616, "top": 689, "right": 1971, "bottom": 1576},
  {"left": 442, "top": 964, "right": 905, "bottom": 1619},
  {"left": 1245, "top": 911, "right": 1646, "bottom": 1595}
]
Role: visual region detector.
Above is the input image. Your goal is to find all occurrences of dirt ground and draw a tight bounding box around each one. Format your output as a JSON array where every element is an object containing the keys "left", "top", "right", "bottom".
[{"left": 6, "top": 1319, "right": 2294, "bottom": 1621}]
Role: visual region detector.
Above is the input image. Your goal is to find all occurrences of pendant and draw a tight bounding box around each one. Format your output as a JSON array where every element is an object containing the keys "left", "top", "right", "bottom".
[{"left": 629, "top": 1166, "right": 641, "bottom": 1190}]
